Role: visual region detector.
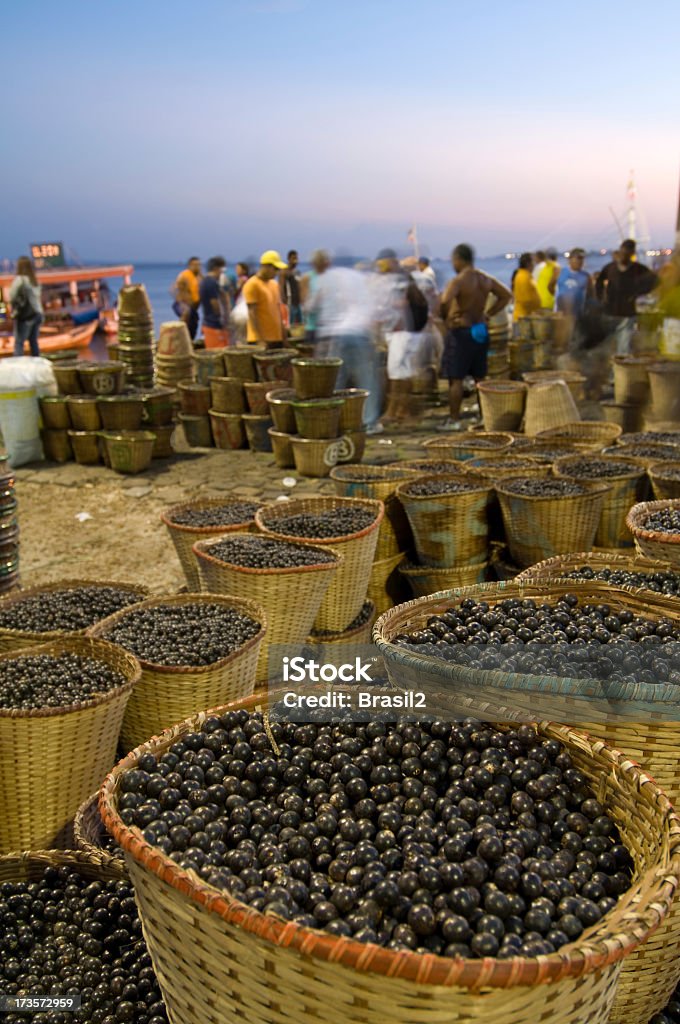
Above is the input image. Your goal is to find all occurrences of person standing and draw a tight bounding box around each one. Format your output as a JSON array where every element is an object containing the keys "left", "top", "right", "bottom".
[
  {"left": 280, "top": 249, "right": 303, "bottom": 325},
  {"left": 300, "top": 249, "right": 331, "bottom": 345},
  {"left": 242, "top": 251, "right": 287, "bottom": 345},
  {"left": 234, "top": 262, "right": 250, "bottom": 301},
  {"left": 556, "top": 248, "right": 592, "bottom": 317},
  {"left": 417, "top": 257, "right": 437, "bottom": 286},
  {"left": 9, "top": 256, "right": 43, "bottom": 357},
  {"left": 438, "top": 243, "right": 511, "bottom": 430},
  {"left": 595, "top": 239, "right": 657, "bottom": 354},
  {"left": 534, "top": 246, "right": 560, "bottom": 310},
  {"left": 512, "top": 253, "right": 541, "bottom": 321},
  {"left": 172, "top": 257, "right": 202, "bottom": 339},
  {"left": 199, "top": 256, "right": 231, "bottom": 349}
]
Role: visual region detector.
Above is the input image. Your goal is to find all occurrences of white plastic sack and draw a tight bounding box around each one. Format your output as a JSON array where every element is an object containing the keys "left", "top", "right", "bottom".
[
  {"left": 230, "top": 295, "right": 249, "bottom": 327},
  {"left": 0, "top": 357, "right": 57, "bottom": 398},
  {"left": 385, "top": 331, "right": 424, "bottom": 380},
  {"left": 0, "top": 388, "right": 43, "bottom": 466}
]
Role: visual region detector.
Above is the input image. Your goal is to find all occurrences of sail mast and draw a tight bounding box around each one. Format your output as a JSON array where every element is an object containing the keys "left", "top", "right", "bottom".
[{"left": 626, "top": 170, "right": 637, "bottom": 242}]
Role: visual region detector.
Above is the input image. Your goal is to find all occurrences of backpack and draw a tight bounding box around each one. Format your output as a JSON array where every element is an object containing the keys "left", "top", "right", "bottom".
[
  {"left": 11, "top": 283, "right": 32, "bottom": 320},
  {"left": 405, "top": 275, "right": 429, "bottom": 332}
]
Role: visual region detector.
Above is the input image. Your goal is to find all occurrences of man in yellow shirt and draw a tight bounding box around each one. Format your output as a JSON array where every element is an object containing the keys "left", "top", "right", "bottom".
[
  {"left": 242, "top": 251, "right": 287, "bottom": 344},
  {"left": 172, "top": 256, "right": 202, "bottom": 339},
  {"left": 513, "top": 253, "right": 542, "bottom": 320},
  {"left": 534, "top": 247, "right": 560, "bottom": 310}
]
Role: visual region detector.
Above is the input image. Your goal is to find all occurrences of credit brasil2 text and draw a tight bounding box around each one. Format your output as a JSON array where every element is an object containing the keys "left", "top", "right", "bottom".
[{"left": 282, "top": 690, "right": 427, "bottom": 709}]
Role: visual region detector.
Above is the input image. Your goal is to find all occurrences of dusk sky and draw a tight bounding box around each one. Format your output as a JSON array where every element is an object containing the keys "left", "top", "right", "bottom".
[{"left": 4, "top": 0, "right": 678, "bottom": 261}]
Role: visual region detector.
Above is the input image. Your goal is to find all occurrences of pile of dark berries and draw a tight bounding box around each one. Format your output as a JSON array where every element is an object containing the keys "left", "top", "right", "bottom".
[
  {"left": 523, "top": 446, "right": 590, "bottom": 462},
  {"left": 393, "top": 594, "right": 680, "bottom": 684},
  {"left": 620, "top": 432, "right": 680, "bottom": 446},
  {"left": 452, "top": 437, "right": 506, "bottom": 448},
  {"left": 653, "top": 466, "right": 680, "bottom": 481},
  {"left": 557, "top": 458, "right": 639, "bottom": 479},
  {"left": 501, "top": 479, "right": 589, "bottom": 497},
  {"left": 403, "top": 462, "right": 463, "bottom": 475},
  {"left": 168, "top": 502, "right": 260, "bottom": 528},
  {"left": 605, "top": 444, "right": 680, "bottom": 460},
  {"left": 0, "top": 587, "right": 143, "bottom": 634},
  {"left": 341, "top": 468, "right": 406, "bottom": 482},
  {"left": 116, "top": 712, "right": 632, "bottom": 959},
  {"left": 312, "top": 601, "right": 373, "bottom": 637},
  {"left": 404, "top": 478, "right": 485, "bottom": 497},
  {"left": 0, "top": 865, "right": 167, "bottom": 1024},
  {"left": 103, "top": 603, "right": 260, "bottom": 667},
  {"left": 208, "top": 536, "right": 337, "bottom": 569},
  {"left": 0, "top": 653, "right": 126, "bottom": 711},
  {"left": 264, "top": 505, "right": 377, "bottom": 539},
  {"left": 642, "top": 509, "right": 680, "bottom": 535},
  {"left": 475, "top": 459, "right": 545, "bottom": 471},
  {"left": 566, "top": 565, "right": 680, "bottom": 596},
  {"left": 652, "top": 979, "right": 680, "bottom": 1024}
]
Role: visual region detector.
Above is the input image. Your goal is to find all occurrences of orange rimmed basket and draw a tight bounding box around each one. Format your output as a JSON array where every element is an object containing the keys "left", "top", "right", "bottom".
[
  {"left": 0, "top": 635, "right": 139, "bottom": 852},
  {"left": 256, "top": 497, "right": 384, "bottom": 632},
  {"left": 99, "top": 696, "right": 679, "bottom": 1024},
  {"left": 422, "top": 431, "right": 514, "bottom": 462},
  {"left": 395, "top": 475, "right": 492, "bottom": 568},
  {"left": 192, "top": 534, "right": 341, "bottom": 680},
  {"left": 88, "top": 593, "right": 266, "bottom": 752},
  {"left": 648, "top": 460, "right": 680, "bottom": 500},
  {"left": 74, "top": 791, "right": 127, "bottom": 874},
  {"left": 476, "top": 380, "right": 527, "bottom": 432},
  {"left": 553, "top": 454, "right": 649, "bottom": 548},
  {"left": 627, "top": 499, "right": 680, "bottom": 567},
  {"left": 0, "top": 579, "right": 150, "bottom": 653},
  {"left": 161, "top": 497, "right": 262, "bottom": 590}
]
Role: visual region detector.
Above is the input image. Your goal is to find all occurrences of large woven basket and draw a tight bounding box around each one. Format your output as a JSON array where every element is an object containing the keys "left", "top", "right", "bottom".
[
  {"left": 209, "top": 376, "right": 246, "bottom": 414},
  {"left": 648, "top": 362, "right": 680, "bottom": 422},
  {"left": 88, "top": 592, "right": 266, "bottom": 752},
  {"left": 476, "top": 380, "right": 527, "bottom": 432},
  {"left": 399, "top": 559, "right": 487, "bottom": 597},
  {"left": 648, "top": 460, "right": 680, "bottom": 500},
  {"left": 0, "top": 851, "right": 127, "bottom": 913},
  {"left": 330, "top": 465, "right": 416, "bottom": 560},
  {"left": 224, "top": 347, "right": 258, "bottom": 382},
  {"left": 292, "top": 397, "right": 344, "bottom": 439},
  {"left": 367, "top": 551, "right": 409, "bottom": 615},
  {"left": 98, "top": 395, "right": 144, "bottom": 431},
  {"left": 335, "top": 388, "right": 369, "bottom": 431},
  {"left": 422, "top": 431, "right": 514, "bottom": 462},
  {"left": 465, "top": 457, "right": 551, "bottom": 479},
  {"left": 0, "top": 579, "right": 150, "bottom": 652},
  {"left": 627, "top": 499, "right": 680, "bottom": 566},
  {"left": 515, "top": 549, "right": 676, "bottom": 586},
  {"left": 537, "top": 420, "right": 623, "bottom": 446},
  {"left": 192, "top": 534, "right": 341, "bottom": 680},
  {"left": 522, "top": 369, "right": 587, "bottom": 402},
  {"left": 256, "top": 497, "right": 383, "bottom": 632},
  {"left": 396, "top": 475, "right": 491, "bottom": 567},
  {"left": 244, "top": 380, "right": 274, "bottom": 415},
  {"left": 267, "top": 388, "right": 297, "bottom": 433},
  {"left": 291, "top": 357, "right": 342, "bottom": 399},
  {"left": 100, "top": 697, "right": 677, "bottom": 1024},
  {"left": 523, "top": 381, "right": 580, "bottom": 436},
  {"left": 74, "top": 791, "right": 126, "bottom": 873},
  {"left": 161, "top": 497, "right": 261, "bottom": 590},
  {"left": 307, "top": 600, "right": 376, "bottom": 647},
  {"left": 553, "top": 454, "right": 648, "bottom": 548},
  {"left": 496, "top": 480, "right": 610, "bottom": 567},
  {"left": 0, "top": 635, "right": 138, "bottom": 852},
  {"left": 520, "top": 439, "right": 600, "bottom": 462},
  {"left": 613, "top": 355, "right": 655, "bottom": 405}
]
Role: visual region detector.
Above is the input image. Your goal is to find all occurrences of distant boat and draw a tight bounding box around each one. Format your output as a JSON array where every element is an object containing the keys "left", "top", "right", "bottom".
[{"left": 0, "top": 319, "right": 98, "bottom": 358}]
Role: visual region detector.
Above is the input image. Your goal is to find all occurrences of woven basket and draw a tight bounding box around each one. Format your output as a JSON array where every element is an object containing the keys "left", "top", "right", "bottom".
[
  {"left": 53, "top": 362, "right": 83, "bottom": 395},
  {"left": 553, "top": 455, "right": 648, "bottom": 548},
  {"left": 330, "top": 465, "right": 417, "bottom": 560},
  {"left": 67, "top": 395, "right": 101, "bottom": 430},
  {"left": 178, "top": 381, "right": 212, "bottom": 417},
  {"left": 243, "top": 414, "right": 274, "bottom": 452},
  {"left": 396, "top": 475, "right": 491, "bottom": 567},
  {"left": 367, "top": 551, "right": 408, "bottom": 615},
  {"left": 291, "top": 435, "right": 339, "bottom": 477},
  {"left": 648, "top": 460, "right": 680, "bottom": 500},
  {"left": 613, "top": 355, "right": 656, "bottom": 405},
  {"left": 78, "top": 362, "right": 125, "bottom": 396},
  {"left": 627, "top": 500, "right": 680, "bottom": 566},
  {"left": 42, "top": 428, "right": 72, "bottom": 463},
  {"left": 0, "top": 635, "right": 138, "bottom": 852},
  {"left": 267, "top": 388, "right": 297, "bottom": 433},
  {"left": 523, "top": 381, "right": 580, "bottom": 436},
  {"left": 151, "top": 424, "right": 176, "bottom": 458},
  {"left": 422, "top": 431, "right": 514, "bottom": 462},
  {"left": 307, "top": 600, "right": 376, "bottom": 647},
  {"left": 224, "top": 347, "right": 258, "bottom": 381},
  {"left": 514, "top": 549, "right": 676, "bottom": 585},
  {"left": 88, "top": 593, "right": 266, "bottom": 752},
  {"left": 508, "top": 340, "right": 539, "bottom": 376},
  {"left": 399, "top": 559, "right": 488, "bottom": 597},
  {"left": 334, "top": 388, "right": 369, "bottom": 430},
  {"left": 252, "top": 349, "right": 296, "bottom": 383},
  {"left": 74, "top": 791, "right": 126, "bottom": 872},
  {"left": 209, "top": 410, "right": 247, "bottom": 450},
  {"left": 292, "top": 398, "right": 344, "bottom": 439},
  {"left": 609, "top": 442, "right": 680, "bottom": 465},
  {"left": 70, "top": 428, "right": 103, "bottom": 466},
  {"left": 0, "top": 851, "right": 127, "bottom": 916},
  {"left": 244, "top": 381, "right": 274, "bottom": 415},
  {"left": 496, "top": 480, "right": 610, "bottom": 567},
  {"left": 477, "top": 380, "right": 527, "bottom": 431},
  {"left": 99, "top": 697, "right": 677, "bottom": 1024},
  {"left": 399, "top": 458, "right": 468, "bottom": 475},
  {"left": 39, "top": 396, "right": 71, "bottom": 429},
  {"left": 291, "top": 357, "right": 343, "bottom": 399},
  {"left": 601, "top": 401, "right": 644, "bottom": 434},
  {"left": 465, "top": 457, "right": 551, "bottom": 479},
  {"left": 269, "top": 429, "right": 296, "bottom": 468},
  {"left": 648, "top": 362, "right": 680, "bottom": 422},
  {"left": 256, "top": 497, "right": 383, "bottom": 632},
  {"left": 161, "top": 498, "right": 261, "bottom": 590},
  {"left": 537, "top": 421, "right": 623, "bottom": 446},
  {"left": 101, "top": 430, "right": 156, "bottom": 474},
  {"left": 522, "top": 370, "right": 587, "bottom": 402},
  {"left": 209, "top": 376, "right": 246, "bottom": 414},
  {"left": 98, "top": 395, "right": 144, "bottom": 431},
  {"left": 337, "top": 430, "right": 366, "bottom": 464},
  {"left": 192, "top": 348, "right": 227, "bottom": 384},
  {"left": 0, "top": 579, "right": 150, "bottom": 652},
  {"left": 192, "top": 534, "right": 341, "bottom": 680}
]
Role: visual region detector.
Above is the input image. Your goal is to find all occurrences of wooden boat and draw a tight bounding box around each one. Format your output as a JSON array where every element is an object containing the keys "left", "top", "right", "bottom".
[{"left": 0, "top": 320, "right": 98, "bottom": 357}]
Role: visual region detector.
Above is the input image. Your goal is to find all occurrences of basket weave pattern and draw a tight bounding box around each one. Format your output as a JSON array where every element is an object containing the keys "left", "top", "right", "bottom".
[
  {"left": 74, "top": 792, "right": 126, "bottom": 875},
  {"left": 161, "top": 498, "right": 260, "bottom": 590},
  {"left": 0, "top": 635, "right": 138, "bottom": 852},
  {"left": 367, "top": 551, "right": 407, "bottom": 616},
  {"left": 399, "top": 560, "right": 487, "bottom": 597},
  {"left": 553, "top": 455, "right": 647, "bottom": 548},
  {"left": 476, "top": 380, "right": 526, "bottom": 432},
  {"left": 422, "top": 432, "right": 514, "bottom": 462},
  {"left": 330, "top": 466, "right": 416, "bottom": 560},
  {"left": 397, "top": 476, "right": 491, "bottom": 568},
  {"left": 537, "top": 421, "right": 623, "bottom": 445},
  {"left": 648, "top": 460, "right": 680, "bottom": 500},
  {"left": 627, "top": 499, "right": 680, "bottom": 566}
]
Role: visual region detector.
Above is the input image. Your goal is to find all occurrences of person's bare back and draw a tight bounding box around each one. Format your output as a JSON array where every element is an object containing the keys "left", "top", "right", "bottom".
[{"left": 442, "top": 268, "right": 493, "bottom": 328}]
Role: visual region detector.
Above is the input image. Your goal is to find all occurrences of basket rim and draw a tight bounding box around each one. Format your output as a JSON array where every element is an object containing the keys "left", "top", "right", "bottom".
[
  {"left": 99, "top": 695, "right": 680, "bottom": 990},
  {"left": 332, "top": 388, "right": 370, "bottom": 399},
  {"left": 255, "top": 496, "right": 384, "bottom": 544},
  {"left": 422, "top": 431, "right": 515, "bottom": 451},
  {"left": 101, "top": 431, "right": 156, "bottom": 444},
  {"left": 0, "top": 634, "right": 140, "bottom": 719},
  {"left": 399, "top": 560, "right": 490, "bottom": 578},
  {"left": 648, "top": 459, "right": 680, "bottom": 481},
  {"left": 552, "top": 454, "right": 648, "bottom": 482},
  {"left": 536, "top": 421, "right": 623, "bottom": 441},
  {"left": 265, "top": 388, "right": 296, "bottom": 404},
  {"left": 309, "top": 599, "right": 376, "bottom": 640},
  {"left": 251, "top": 349, "right": 297, "bottom": 361},
  {"left": 627, "top": 500, "right": 680, "bottom": 543},
  {"left": 396, "top": 473, "right": 492, "bottom": 500},
  {"left": 0, "top": 847, "right": 128, "bottom": 882},
  {"left": 96, "top": 395, "right": 143, "bottom": 405},
  {"left": 329, "top": 464, "right": 416, "bottom": 483},
  {"left": 291, "top": 397, "right": 345, "bottom": 409},
  {"left": 73, "top": 792, "right": 128, "bottom": 876},
  {"left": 496, "top": 479, "right": 611, "bottom": 501},
  {"left": 193, "top": 532, "right": 344, "bottom": 576},
  {"left": 160, "top": 498, "right": 261, "bottom": 535},
  {"left": 477, "top": 379, "right": 527, "bottom": 392},
  {"left": 0, "top": 579, "right": 150, "bottom": 644},
  {"left": 87, "top": 592, "right": 268, "bottom": 676},
  {"left": 177, "top": 381, "right": 211, "bottom": 393},
  {"left": 514, "top": 550, "right": 676, "bottom": 584},
  {"left": 291, "top": 357, "right": 343, "bottom": 368}
]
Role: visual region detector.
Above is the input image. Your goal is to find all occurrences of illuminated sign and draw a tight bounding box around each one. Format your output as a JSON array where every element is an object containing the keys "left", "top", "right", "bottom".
[{"left": 30, "top": 242, "right": 66, "bottom": 268}]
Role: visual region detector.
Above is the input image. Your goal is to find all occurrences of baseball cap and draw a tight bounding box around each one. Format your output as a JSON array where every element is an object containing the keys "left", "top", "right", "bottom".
[
  {"left": 260, "top": 250, "right": 288, "bottom": 269},
  {"left": 376, "top": 247, "right": 398, "bottom": 261}
]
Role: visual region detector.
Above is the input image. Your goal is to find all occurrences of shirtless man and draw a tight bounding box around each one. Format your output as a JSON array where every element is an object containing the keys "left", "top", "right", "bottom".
[{"left": 438, "top": 243, "right": 511, "bottom": 430}]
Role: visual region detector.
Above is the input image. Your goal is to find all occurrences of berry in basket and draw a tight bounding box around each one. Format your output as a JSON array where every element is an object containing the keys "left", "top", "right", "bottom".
[
  {"left": 206, "top": 536, "right": 337, "bottom": 569},
  {"left": 265, "top": 505, "right": 377, "bottom": 538},
  {"left": 0, "top": 652, "right": 126, "bottom": 710},
  {"left": 0, "top": 585, "right": 143, "bottom": 633}
]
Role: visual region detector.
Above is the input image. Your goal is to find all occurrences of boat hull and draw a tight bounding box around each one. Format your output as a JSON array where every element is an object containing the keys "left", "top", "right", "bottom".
[{"left": 0, "top": 320, "right": 98, "bottom": 357}]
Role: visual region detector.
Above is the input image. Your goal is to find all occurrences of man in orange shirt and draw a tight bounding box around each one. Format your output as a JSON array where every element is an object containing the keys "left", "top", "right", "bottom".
[
  {"left": 172, "top": 256, "right": 202, "bottom": 339},
  {"left": 242, "top": 251, "right": 287, "bottom": 344}
]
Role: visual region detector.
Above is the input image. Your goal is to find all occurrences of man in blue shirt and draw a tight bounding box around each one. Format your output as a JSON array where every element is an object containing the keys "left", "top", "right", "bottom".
[
  {"left": 556, "top": 248, "right": 592, "bottom": 317},
  {"left": 199, "top": 256, "right": 229, "bottom": 347}
]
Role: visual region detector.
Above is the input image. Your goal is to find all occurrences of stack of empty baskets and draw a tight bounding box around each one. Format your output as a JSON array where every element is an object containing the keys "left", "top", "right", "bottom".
[
  {"left": 116, "top": 285, "right": 155, "bottom": 389},
  {"left": 203, "top": 347, "right": 293, "bottom": 453},
  {"left": 486, "top": 311, "right": 512, "bottom": 378},
  {"left": 155, "top": 321, "right": 194, "bottom": 390}
]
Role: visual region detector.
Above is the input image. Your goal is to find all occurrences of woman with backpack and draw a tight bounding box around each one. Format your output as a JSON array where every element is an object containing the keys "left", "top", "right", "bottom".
[{"left": 9, "top": 256, "right": 43, "bottom": 357}]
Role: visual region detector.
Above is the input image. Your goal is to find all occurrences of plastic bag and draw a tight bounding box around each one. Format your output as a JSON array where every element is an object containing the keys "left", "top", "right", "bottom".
[
  {"left": 0, "top": 388, "right": 43, "bottom": 466},
  {"left": 230, "top": 295, "right": 249, "bottom": 327},
  {"left": 0, "top": 357, "right": 57, "bottom": 398}
]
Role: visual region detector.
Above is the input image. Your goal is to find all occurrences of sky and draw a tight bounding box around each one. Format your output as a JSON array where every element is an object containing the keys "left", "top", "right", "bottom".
[{"left": 2, "top": 0, "right": 679, "bottom": 262}]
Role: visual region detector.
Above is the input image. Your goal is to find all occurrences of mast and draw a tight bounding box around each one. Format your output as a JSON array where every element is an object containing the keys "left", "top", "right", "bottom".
[{"left": 626, "top": 170, "right": 637, "bottom": 242}]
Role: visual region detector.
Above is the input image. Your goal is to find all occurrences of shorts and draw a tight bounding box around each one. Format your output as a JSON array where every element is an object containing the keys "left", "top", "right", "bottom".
[{"left": 441, "top": 327, "right": 488, "bottom": 381}]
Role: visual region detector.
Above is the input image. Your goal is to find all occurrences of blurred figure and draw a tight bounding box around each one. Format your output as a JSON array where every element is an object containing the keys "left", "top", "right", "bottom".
[
  {"left": 411, "top": 260, "right": 443, "bottom": 403},
  {"left": 438, "top": 243, "right": 511, "bottom": 430},
  {"left": 512, "top": 253, "right": 541, "bottom": 321},
  {"left": 234, "top": 262, "right": 251, "bottom": 301},
  {"left": 172, "top": 256, "right": 202, "bottom": 339},
  {"left": 596, "top": 239, "right": 658, "bottom": 354},
  {"left": 280, "top": 249, "right": 303, "bottom": 325},
  {"left": 534, "top": 246, "right": 560, "bottom": 310},
  {"left": 305, "top": 257, "right": 382, "bottom": 431},
  {"left": 242, "top": 251, "right": 287, "bottom": 344},
  {"left": 9, "top": 256, "right": 43, "bottom": 357},
  {"left": 556, "top": 248, "right": 592, "bottom": 318},
  {"left": 656, "top": 251, "right": 680, "bottom": 319},
  {"left": 417, "top": 256, "right": 437, "bottom": 285},
  {"left": 300, "top": 249, "right": 331, "bottom": 345},
  {"left": 200, "top": 256, "right": 231, "bottom": 349}
]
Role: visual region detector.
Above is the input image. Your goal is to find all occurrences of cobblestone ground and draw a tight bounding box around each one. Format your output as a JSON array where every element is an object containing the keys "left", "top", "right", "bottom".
[{"left": 13, "top": 401, "right": 455, "bottom": 594}]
